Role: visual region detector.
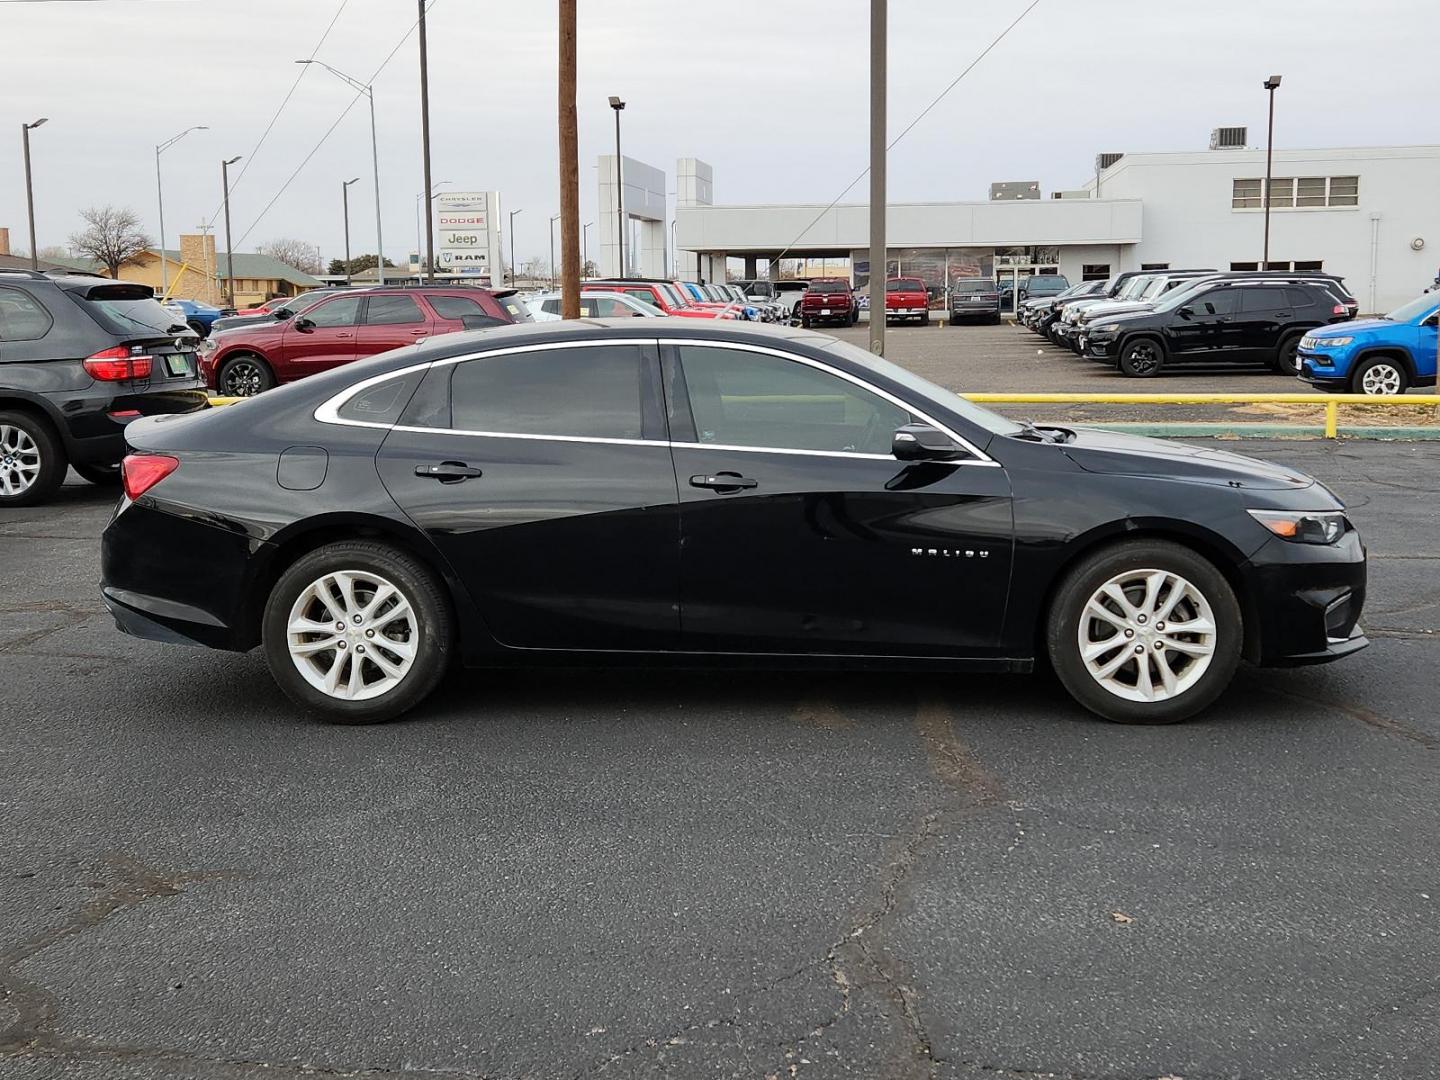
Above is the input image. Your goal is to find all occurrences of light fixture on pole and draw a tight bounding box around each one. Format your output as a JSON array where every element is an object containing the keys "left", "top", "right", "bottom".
[
  {"left": 415, "top": 179, "right": 451, "bottom": 277},
  {"left": 509, "top": 209, "right": 523, "bottom": 284},
  {"left": 221, "top": 156, "right": 242, "bottom": 307},
  {"left": 341, "top": 177, "right": 360, "bottom": 285},
  {"left": 155, "top": 125, "right": 207, "bottom": 296},
  {"left": 608, "top": 96, "right": 626, "bottom": 275},
  {"left": 297, "top": 59, "right": 385, "bottom": 284},
  {"left": 549, "top": 213, "right": 560, "bottom": 288},
  {"left": 21, "top": 118, "right": 48, "bottom": 272},
  {"left": 582, "top": 221, "right": 592, "bottom": 276},
  {"left": 1262, "top": 74, "right": 1282, "bottom": 270}
]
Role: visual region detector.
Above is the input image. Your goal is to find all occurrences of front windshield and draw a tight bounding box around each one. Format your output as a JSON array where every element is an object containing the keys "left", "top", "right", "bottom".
[
  {"left": 822, "top": 338, "right": 1022, "bottom": 438},
  {"left": 1153, "top": 279, "right": 1222, "bottom": 312},
  {"left": 1116, "top": 276, "right": 1153, "bottom": 299},
  {"left": 1385, "top": 293, "right": 1440, "bottom": 323},
  {"left": 660, "top": 284, "right": 689, "bottom": 308},
  {"left": 1140, "top": 277, "right": 1172, "bottom": 299}
]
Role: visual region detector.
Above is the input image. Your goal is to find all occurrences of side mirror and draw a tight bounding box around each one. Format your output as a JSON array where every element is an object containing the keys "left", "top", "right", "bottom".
[
  {"left": 1176, "top": 306, "right": 1193, "bottom": 317},
  {"left": 271, "top": 307, "right": 294, "bottom": 320},
  {"left": 293, "top": 316, "right": 315, "bottom": 332},
  {"left": 892, "top": 423, "right": 968, "bottom": 462}
]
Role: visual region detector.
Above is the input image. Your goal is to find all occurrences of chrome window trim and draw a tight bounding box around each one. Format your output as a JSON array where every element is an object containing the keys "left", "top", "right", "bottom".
[{"left": 314, "top": 336, "right": 998, "bottom": 466}]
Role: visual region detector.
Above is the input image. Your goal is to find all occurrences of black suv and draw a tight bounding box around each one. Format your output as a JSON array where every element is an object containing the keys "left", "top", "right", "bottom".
[
  {"left": 0, "top": 269, "right": 207, "bottom": 505},
  {"left": 1081, "top": 278, "right": 1351, "bottom": 377}
]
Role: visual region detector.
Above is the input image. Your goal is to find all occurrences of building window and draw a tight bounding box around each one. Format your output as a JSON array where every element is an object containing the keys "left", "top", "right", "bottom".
[
  {"left": 1263, "top": 261, "right": 1290, "bottom": 271},
  {"left": 1266, "top": 177, "right": 1296, "bottom": 209},
  {"left": 1232, "top": 178, "right": 1262, "bottom": 208},
  {"left": 1292, "top": 260, "right": 1324, "bottom": 271},
  {"left": 1328, "top": 175, "right": 1359, "bottom": 206},
  {"left": 1081, "top": 264, "right": 1111, "bottom": 281},
  {"left": 1230, "top": 262, "right": 1259, "bottom": 271},
  {"left": 1296, "top": 177, "right": 1327, "bottom": 207},
  {"left": 1140, "top": 263, "right": 1169, "bottom": 271}
]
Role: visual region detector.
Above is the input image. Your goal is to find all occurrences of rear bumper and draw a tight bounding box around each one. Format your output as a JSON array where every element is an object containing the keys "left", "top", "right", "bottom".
[
  {"left": 53, "top": 385, "right": 209, "bottom": 465},
  {"left": 950, "top": 303, "right": 1000, "bottom": 318}
]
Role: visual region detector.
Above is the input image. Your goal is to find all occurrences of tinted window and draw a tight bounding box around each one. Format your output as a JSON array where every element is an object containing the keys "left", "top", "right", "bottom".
[
  {"left": 450, "top": 344, "right": 646, "bottom": 439},
  {"left": 1188, "top": 288, "right": 1238, "bottom": 316},
  {"left": 809, "top": 281, "right": 850, "bottom": 294},
  {"left": 887, "top": 279, "right": 924, "bottom": 292},
  {"left": 1287, "top": 287, "right": 1319, "bottom": 308},
  {"left": 365, "top": 294, "right": 424, "bottom": 325},
  {"left": 0, "top": 287, "right": 53, "bottom": 341},
  {"left": 495, "top": 295, "right": 532, "bottom": 322},
  {"left": 337, "top": 371, "right": 423, "bottom": 424},
  {"left": 540, "top": 299, "right": 562, "bottom": 315},
  {"left": 1239, "top": 287, "right": 1289, "bottom": 312},
  {"left": 955, "top": 279, "right": 997, "bottom": 292},
  {"left": 429, "top": 293, "right": 489, "bottom": 320},
  {"left": 305, "top": 296, "right": 361, "bottom": 328},
  {"left": 78, "top": 286, "right": 188, "bottom": 336},
  {"left": 624, "top": 288, "right": 660, "bottom": 306},
  {"left": 679, "top": 346, "right": 913, "bottom": 456}
]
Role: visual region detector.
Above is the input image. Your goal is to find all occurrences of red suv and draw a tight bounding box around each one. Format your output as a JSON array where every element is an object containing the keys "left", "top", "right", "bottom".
[
  {"left": 199, "top": 287, "right": 528, "bottom": 396},
  {"left": 798, "top": 280, "right": 858, "bottom": 328}
]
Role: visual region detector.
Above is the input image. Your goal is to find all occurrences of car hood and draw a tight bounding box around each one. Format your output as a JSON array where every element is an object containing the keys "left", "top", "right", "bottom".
[
  {"left": 1083, "top": 300, "right": 1152, "bottom": 319},
  {"left": 1060, "top": 426, "right": 1317, "bottom": 491},
  {"left": 1307, "top": 317, "right": 1392, "bottom": 339}
]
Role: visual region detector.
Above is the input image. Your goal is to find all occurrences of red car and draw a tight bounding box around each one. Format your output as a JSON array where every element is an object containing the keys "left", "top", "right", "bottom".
[
  {"left": 586, "top": 281, "right": 736, "bottom": 319},
  {"left": 885, "top": 276, "right": 931, "bottom": 326},
  {"left": 199, "top": 286, "right": 528, "bottom": 396},
  {"left": 798, "top": 280, "right": 858, "bottom": 327}
]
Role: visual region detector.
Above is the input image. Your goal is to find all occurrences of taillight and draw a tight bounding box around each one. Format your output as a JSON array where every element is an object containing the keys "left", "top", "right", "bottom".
[
  {"left": 1332, "top": 304, "right": 1346, "bottom": 316},
  {"left": 121, "top": 454, "right": 178, "bottom": 500},
  {"left": 84, "top": 346, "right": 152, "bottom": 381}
]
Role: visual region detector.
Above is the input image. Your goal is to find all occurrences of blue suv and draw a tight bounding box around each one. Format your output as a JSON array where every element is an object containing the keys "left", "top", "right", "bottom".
[{"left": 1299, "top": 292, "right": 1438, "bottom": 395}]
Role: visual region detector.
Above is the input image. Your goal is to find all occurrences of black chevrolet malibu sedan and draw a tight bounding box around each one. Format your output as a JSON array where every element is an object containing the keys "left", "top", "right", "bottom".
[{"left": 100, "top": 320, "right": 1367, "bottom": 725}]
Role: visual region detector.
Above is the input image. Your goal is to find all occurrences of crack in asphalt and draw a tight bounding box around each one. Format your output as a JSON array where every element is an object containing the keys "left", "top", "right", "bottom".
[
  {"left": 0, "top": 601, "right": 97, "bottom": 656},
  {"left": 1252, "top": 680, "right": 1437, "bottom": 750}
]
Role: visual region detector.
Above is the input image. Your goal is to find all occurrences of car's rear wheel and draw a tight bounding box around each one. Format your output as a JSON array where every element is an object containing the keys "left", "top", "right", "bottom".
[
  {"left": 186, "top": 319, "right": 208, "bottom": 338},
  {"left": 218, "top": 354, "right": 275, "bottom": 397},
  {"left": 1047, "top": 539, "right": 1242, "bottom": 724},
  {"left": 920, "top": 310, "right": 930, "bottom": 326},
  {"left": 262, "top": 541, "right": 455, "bottom": 724},
  {"left": 1118, "top": 336, "right": 1165, "bottom": 377},
  {"left": 1273, "top": 334, "right": 1302, "bottom": 376},
  {"left": 73, "top": 462, "right": 121, "bottom": 486},
  {"left": 1351, "top": 356, "right": 1408, "bottom": 396},
  {"left": 0, "top": 410, "right": 65, "bottom": 507}
]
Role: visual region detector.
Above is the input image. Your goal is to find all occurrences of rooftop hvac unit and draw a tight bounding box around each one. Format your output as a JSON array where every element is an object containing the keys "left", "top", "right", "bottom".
[
  {"left": 1209, "top": 126, "right": 1248, "bottom": 150},
  {"left": 989, "top": 181, "right": 1041, "bottom": 201},
  {"left": 1095, "top": 152, "right": 1124, "bottom": 172}
]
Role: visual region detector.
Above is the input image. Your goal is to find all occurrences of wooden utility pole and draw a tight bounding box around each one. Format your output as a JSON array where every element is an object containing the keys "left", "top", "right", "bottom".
[
  {"left": 868, "top": 0, "right": 887, "bottom": 356},
  {"left": 558, "top": 0, "right": 581, "bottom": 318}
]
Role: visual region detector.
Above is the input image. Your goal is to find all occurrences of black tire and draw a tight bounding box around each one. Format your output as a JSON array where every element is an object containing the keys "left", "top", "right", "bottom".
[
  {"left": 920, "top": 311, "right": 930, "bottom": 326},
  {"left": 1117, "top": 335, "right": 1165, "bottom": 377},
  {"left": 262, "top": 541, "right": 455, "bottom": 725},
  {"left": 1273, "top": 333, "right": 1302, "bottom": 376},
  {"left": 1047, "top": 539, "right": 1242, "bottom": 724},
  {"left": 800, "top": 315, "right": 812, "bottom": 329},
  {"left": 73, "top": 462, "right": 121, "bottom": 486},
  {"left": 186, "top": 319, "right": 208, "bottom": 339},
  {"left": 0, "top": 409, "right": 66, "bottom": 508},
  {"left": 218, "top": 353, "right": 275, "bottom": 397},
  {"left": 1350, "top": 354, "right": 1409, "bottom": 396}
]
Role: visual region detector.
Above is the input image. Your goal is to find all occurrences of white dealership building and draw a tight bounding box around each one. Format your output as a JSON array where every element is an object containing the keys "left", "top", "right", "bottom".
[{"left": 671, "top": 139, "right": 1440, "bottom": 313}]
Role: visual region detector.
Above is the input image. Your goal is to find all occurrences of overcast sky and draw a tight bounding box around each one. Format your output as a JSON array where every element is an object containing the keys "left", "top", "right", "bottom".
[{"left": 2, "top": 0, "right": 1434, "bottom": 269}]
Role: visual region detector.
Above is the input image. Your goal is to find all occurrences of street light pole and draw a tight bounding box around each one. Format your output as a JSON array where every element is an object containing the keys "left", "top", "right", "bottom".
[
  {"left": 1263, "top": 74, "right": 1282, "bottom": 270},
  {"left": 155, "top": 125, "right": 207, "bottom": 296},
  {"left": 509, "top": 209, "right": 523, "bottom": 284},
  {"left": 549, "top": 213, "right": 560, "bottom": 288},
  {"left": 583, "top": 222, "right": 592, "bottom": 276},
  {"left": 21, "top": 118, "right": 47, "bottom": 271},
  {"left": 868, "top": 0, "right": 887, "bottom": 357},
  {"left": 296, "top": 60, "right": 385, "bottom": 284},
  {"left": 417, "top": 0, "right": 436, "bottom": 283},
  {"left": 342, "top": 177, "right": 360, "bottom": 285},
  {"left": 608, "top": 96, "right": 626, "bottom": 276},
  {"left": 221, "top": 155, "right": 241, "bottom": 307}
]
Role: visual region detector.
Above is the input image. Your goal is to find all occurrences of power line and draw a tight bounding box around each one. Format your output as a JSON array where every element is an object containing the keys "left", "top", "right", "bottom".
[
  {"left": 233, "top": 0, "right": 440, "bottom": 249},
  {"left": 767, "top": 0, "right": 1043, "bottom": 269}
]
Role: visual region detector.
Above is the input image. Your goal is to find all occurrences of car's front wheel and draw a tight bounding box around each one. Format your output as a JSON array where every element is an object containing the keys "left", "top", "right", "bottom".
[
  {"left": 1047, "top": 539, "right": 1242, "bottom": 724},
  {"left": 0, "top": 410, "right": 65, "bottom": 507},
  {"left": 1351, "top": 355, "right": 1408, "bottom": 396},
  {"left": 262, "top": 541, "right": 455, "bottom": 724},
  {"left": 1117, "top": 336, "right": 1165, "bottom": 377},
  {"left": 218, "top": 353, "right": 275, "bottom": 397}
]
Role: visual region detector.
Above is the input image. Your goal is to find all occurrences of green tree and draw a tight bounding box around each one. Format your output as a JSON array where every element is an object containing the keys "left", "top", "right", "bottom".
[{"left": 326, "top": 254, "right": 396, "bottom": 275}]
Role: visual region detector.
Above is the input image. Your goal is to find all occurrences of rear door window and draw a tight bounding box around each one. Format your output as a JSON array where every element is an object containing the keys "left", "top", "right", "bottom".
[
  {"left": 0, "top": 287, "right": 54, "bottom": 341},
  {"left": 1287, "top": 287, "right": 1319, "bottom": 309},
  {"left": 449, "top": 344, "right": 647, "bottom": 439},
  {"left": 1239, "top": 287, "right": 1288, "bottom": 312},
  {"left": 364, "top": 294, "right": 425, "bottom": 325}
]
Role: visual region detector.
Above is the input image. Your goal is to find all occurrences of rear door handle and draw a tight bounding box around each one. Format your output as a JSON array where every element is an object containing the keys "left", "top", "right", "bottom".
[
  {"left": 690, "top": 472, "right": 757, "bottom": 492},
  {"left": 416, "top": 461, "right": 483, "bottom": 482}
]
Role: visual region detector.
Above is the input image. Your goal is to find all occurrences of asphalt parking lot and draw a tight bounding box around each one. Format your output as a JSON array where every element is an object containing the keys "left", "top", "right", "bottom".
[{"left": 3, "top": 435, "right": 1438, "bottom": 1080}]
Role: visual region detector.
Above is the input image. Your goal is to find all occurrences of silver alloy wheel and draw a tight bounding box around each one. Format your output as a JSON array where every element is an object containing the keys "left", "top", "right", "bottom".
[
  {"left": 1078, "top": 568, "right": 1217, "bottom": 703},
  {"left": 222, "top": 358, "right": 266, "bottom": 397},
  {"left": 286, "top": 570, "right": 418, "bottom": 701},
  {"left": 0, "top": 423, "right": 41, "bottom": 497},
  {"left": 1359, "top": 362, "right": 1403, "bottom": 396}
]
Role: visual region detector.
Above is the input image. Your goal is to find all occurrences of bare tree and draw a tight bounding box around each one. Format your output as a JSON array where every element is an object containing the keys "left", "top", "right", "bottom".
[
  {"left": 518, "top": 255, "right": 548, "bottom": 282},
  {"left": 68, "top": 206, "right": 152, "bottom": 278},
  {"left": 257, "top": 238, "right": 323, "bottom": 276}
]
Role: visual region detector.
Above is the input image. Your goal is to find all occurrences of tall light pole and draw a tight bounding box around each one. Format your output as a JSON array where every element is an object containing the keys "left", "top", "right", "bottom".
[
  {"left": 21, "top": 118, "right": 47, "bottom": 271},
  {"left": 155, "top": 125, "right": 207, "bottom": 295},
  {"left": 416, "top": 0, "right": 436, "bottom": 283},
  {"left": 221, "top": 156, "right": 241, "bottom": 307},
  {"left": 416, "top": 179, "right": 451, "bottom": 277},
  {"left": 341, "top": 177, "right": 360, "bottom": 285},
  {"left": 297, "top": 59, "right": 385, "bottom": 284},
  {"left": 509, "top": 209, "right": 523, "bottom": 284},
  {"left": 1263, "top": 74, "right": 1282, "bottom": 270},
  {"left": 608, "top": 96, "right": 626, "bottom": 276},
  {"left": 549, "top": 213, "right": 560, "bottom": 288},
  {"left": 868, "top": 0, "right": 887, "bottom": 356},
  {"left": 583, "top": 221, "right": 592, "bottom": 276}
]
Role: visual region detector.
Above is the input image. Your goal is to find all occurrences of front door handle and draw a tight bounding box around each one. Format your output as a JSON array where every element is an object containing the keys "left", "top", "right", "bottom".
[
  {"left": 416, "top": 461, "right": 483, "bottom": 482},
  {"left": 690, "top": 472, "right": 757, "bottom": 492}
]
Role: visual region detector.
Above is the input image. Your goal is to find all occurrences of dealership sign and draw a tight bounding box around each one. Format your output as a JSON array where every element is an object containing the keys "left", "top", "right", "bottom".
[{"left": 430, "top": 191, "right": 502, "bottom": 283}]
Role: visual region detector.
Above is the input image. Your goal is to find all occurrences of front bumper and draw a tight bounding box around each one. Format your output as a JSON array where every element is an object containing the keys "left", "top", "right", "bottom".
[{"left": 1244, "top": 530, "right": 1368, "bottom": 666}]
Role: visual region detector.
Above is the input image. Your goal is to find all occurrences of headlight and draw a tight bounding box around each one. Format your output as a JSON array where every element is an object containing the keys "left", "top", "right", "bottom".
[
  {"left": 1092, "top": 323, "right": 1119, "bottom": 333},
  {"left": 1247, "top": 509, "right": 1347, "bottom": 545},
  {"left": 1315, "top": 336, "right": 1353, "bottom": 347}
]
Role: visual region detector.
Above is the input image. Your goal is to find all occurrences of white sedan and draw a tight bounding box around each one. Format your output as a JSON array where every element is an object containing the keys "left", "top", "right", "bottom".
[{"left": 525, "top": 290, "right": 667, "bottom": 322}]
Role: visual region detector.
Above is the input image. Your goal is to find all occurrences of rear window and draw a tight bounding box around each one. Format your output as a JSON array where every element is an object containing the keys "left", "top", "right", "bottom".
[
  {"left": 809, "top": 281, "right": 850, "bottom": 293},
  {"left": 954, "top": 279, "right": 997, "bottom": 292},
  {"left": 493, "top": 294, "right": 533, "bottom": 322},
  {"left": 887, "top": 279, "right": 925, "bottom": 292},
  {"left": 74, "top": 285, "right": 189, "bottom": 337}
]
